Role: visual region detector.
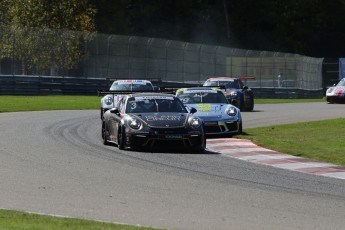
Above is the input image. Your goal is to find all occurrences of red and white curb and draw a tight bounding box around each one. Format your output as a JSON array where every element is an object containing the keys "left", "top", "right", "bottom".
[{"left": 207, "top": 138, "right": 345, "bottom": 180}]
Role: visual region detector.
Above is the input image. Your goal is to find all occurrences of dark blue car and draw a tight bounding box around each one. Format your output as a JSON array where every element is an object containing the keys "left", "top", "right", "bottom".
[{"left": 203, "top": 77, "right": 254, "bottom": 111}]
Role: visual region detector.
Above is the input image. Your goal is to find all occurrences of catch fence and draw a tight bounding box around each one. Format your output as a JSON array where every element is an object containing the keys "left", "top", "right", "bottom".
[{"left": 0, "top": 25, "right": 324, "bottom": 96}]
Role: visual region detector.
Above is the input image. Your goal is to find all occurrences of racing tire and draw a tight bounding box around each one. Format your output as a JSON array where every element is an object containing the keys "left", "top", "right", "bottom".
[
  {"left": 192, "top": 146, "right": 205, "bottom": 153},
  {"left": 239, "top": 97, "right": 244, "bottom": 111},
  {"left": 117, "top": 126, "right": 125, "bottom": 150},
  {"left": 327, "top": 97, "right": 334, "bottom": 104},
  {"left": 100, "top": 108, "right": 104, "bottom": 119},
  {"left": 238, "top": 122, "right": 243, "bottom": 135},
  {"left": 102, "top": 122, "right": 109, "bottom": 145},
  {"left": 246, "top": 97, "right": 254, "bottom": 111},
  {"left": 192, "top": 135, "right": 206, "bottom": 153}
]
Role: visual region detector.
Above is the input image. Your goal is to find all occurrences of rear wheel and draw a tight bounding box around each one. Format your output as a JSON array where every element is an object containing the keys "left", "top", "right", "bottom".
[
  {"left": 246, "top": 97, "right": 254, "bottom": 111},
  {"left": 239, "top": 97, "right": 244, "bottom": 111}
]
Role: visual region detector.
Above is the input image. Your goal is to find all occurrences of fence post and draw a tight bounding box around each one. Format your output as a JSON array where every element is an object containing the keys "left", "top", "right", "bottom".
[{"left": 106, "top": 35, "right": 113, "bottom": 79}]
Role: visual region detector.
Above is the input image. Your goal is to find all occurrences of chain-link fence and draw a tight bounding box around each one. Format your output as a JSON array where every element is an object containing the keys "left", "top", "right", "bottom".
[{"left": 0, "top": 25, "right": 324, "bottom": 90}]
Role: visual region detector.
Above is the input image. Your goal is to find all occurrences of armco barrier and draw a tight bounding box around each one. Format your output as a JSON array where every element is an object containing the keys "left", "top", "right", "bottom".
[
  {"left": 0, "top": 75, "right": 323, "bottom": 98},
  {"left": 0, "top": 75, "right": 111, "bottom": 95}
]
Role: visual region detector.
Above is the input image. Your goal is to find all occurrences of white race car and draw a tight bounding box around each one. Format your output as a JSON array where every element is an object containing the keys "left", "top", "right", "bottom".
[
  {"left": 326, "top": 78, "right": 345, "bottom": 104},
  {"left": 100, "top": 79, "right": 155, "bottom": 119}
]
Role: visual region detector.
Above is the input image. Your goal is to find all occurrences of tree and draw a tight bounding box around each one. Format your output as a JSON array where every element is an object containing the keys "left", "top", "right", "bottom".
[{"left": 0, "top": 0, "right": 96, "bottom": 74}]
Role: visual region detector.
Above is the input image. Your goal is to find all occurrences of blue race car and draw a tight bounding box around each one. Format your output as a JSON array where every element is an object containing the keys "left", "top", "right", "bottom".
[{"left": 176, "top": 87, "right": 242, "bottom": 136}]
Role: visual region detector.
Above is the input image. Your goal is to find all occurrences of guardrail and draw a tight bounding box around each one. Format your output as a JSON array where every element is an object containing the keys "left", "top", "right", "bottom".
[
  {"left": 0, "top": 75, "right": 112, "bottom": 95},
  {"left": 0, "top": 75, "right": 323, "bottom": 98}
]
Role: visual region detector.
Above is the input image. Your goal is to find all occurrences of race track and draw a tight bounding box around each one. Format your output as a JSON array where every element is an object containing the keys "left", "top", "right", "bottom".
[{"left": 1, "top": 102, "right": 345, "bottom": 230}]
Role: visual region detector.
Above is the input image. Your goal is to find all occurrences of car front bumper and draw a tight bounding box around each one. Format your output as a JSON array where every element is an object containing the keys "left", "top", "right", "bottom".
[
  {"left": 124, "top": 128, "right": 205, "bottom": 150},
  {"left": 202, "top": 118, "right": 241, "bottom": 135}
]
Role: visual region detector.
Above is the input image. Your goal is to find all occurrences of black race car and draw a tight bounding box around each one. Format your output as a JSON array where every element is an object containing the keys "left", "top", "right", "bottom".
[
  {"left": 203, "top": 77, "right": 255, "bottom": 111},
  {"left": 102, "top": 93, "right": 206, "bottom": 152}
]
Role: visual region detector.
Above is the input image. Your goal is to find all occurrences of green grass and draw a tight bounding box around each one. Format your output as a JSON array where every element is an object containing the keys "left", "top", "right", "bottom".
[
  {"left": 0, "top": 209, "right": 161, "bottom": 230},
  {"left": 237, "top": 118, "right": 345, "bottom": 166},
  {"left": 0, "top": 96, "right": 325, "bottom": 113},
  {"left": 255, "top": 98, "right": 325, "bottom": 104},
  {"left": 0, "top": 96, "right": 100, "bottom": 112}
]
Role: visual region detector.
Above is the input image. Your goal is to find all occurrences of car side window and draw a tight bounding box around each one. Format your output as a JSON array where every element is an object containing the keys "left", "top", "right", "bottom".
[{"left": 118, "top": 98, "right": 126, "bottom": 113}]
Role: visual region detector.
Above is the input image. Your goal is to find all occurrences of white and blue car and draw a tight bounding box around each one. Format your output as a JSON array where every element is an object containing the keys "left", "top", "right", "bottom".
[
  {"left": 100, "top": 79, "right": 155, "bottom": 119},
  {"left": 176, "top": 87, "right": 242, "bottom": 136}
]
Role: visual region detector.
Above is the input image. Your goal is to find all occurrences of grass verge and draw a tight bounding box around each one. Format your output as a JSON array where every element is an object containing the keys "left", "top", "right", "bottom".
[
  {"left": 0, "top": 209, "right": 160, "bottom": 230},
  {"left": 0, "top": 96, "right": 100, "bottom": 112},
  {"left": 237, "top": 118, "right": 345, "bottom": 166},
  {"left": 0, "top": 96, "right": 325, "bottom": 113}
]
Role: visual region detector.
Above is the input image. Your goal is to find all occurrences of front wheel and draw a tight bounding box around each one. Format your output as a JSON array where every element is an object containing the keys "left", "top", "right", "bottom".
[
  {"left": 117, "top": 127, "right": 125, "bottom": 150},
  {"left": 102, "top": 122, "right": 109, "bottom": 145},
  {"left": 192, "top": 135, "right": 206, "bottom": 153},
  {"left": 238, "top": 122, "right": 243, "bottom": 135}
]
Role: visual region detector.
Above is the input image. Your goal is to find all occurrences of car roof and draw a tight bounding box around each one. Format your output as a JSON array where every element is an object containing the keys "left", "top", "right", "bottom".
[{"left": 128, "top": 92, "right": 175, "bottom": 98}]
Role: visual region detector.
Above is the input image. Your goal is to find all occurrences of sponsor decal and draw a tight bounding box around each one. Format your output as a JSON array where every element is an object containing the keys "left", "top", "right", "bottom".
[
  {"left": 118, "top": 80, "right": 146, "bottom": 85},
  {"left": 135, "top": 96, "right": 174, "bottom": 100},
  {"left": 335, "top": 87, "right": 345, "bottom": 96},
  {"left": 185, "top": 89, "right": 217, "bottom": 94},
  {"left": 224, "top": 89, "right": 234, "bottom": 95},
  {"left": 195, "top": 104, "right": 211, "bottom": 112},
  {"left": 145, "top": 115, "right": 182, "bottom": 121}
]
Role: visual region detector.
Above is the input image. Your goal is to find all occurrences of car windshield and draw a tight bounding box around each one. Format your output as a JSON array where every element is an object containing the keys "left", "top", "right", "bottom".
[
  {"left": 204, "top": 80, "right": 239, "bottom": 89},
  {"left": 126, "top": 96, "right": 188, "bottom": 113},
  {"left": 177, "top": 90, "right": 228, "bottom": 104},
  {"left": 336, "top": 79, "right": 345, "bottom": 87},
  {"left": 110, "top": 82, "right": 153, "bottom": 91}
]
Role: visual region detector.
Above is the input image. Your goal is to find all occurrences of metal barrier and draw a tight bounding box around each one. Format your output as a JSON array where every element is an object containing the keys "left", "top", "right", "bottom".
[{"left": 0, "top": 25, "right": 324, "bottom": 97}]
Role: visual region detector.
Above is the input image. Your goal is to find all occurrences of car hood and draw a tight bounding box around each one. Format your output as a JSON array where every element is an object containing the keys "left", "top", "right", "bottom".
[
  {"left": 187, "top": 103, "right": 227, "bottom": 117},
  {"left": 133, "top": 113, "right": 189, "bottom": 128}
]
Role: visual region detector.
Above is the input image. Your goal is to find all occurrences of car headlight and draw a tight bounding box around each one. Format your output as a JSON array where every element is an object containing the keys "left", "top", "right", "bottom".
[
  {"left": 128, "top": 117, "right": 141, "bottom": 129},
  {"left": 227, "top": 107, "right": 237, "bottom": 116},
  {"left": 230, "top": 91, "right": 238, "bottom": 97},
  {"left": 189, "top": 117, "right": 202, "bottom": 129},
  {"left": 326, "top": 88, "right": 334, "bottom": 94},
  {"left": 104, "top": 96, "right": 113, "bottom": 105}
]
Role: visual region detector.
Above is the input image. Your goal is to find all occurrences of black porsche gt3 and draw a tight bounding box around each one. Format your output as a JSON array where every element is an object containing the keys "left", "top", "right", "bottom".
[{"left": 102, "top": 93, "right": 206, "bottom": 152}]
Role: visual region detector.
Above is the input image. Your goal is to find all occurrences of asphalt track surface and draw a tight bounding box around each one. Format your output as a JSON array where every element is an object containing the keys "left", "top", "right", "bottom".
[{"left": 0, "top": 102, "right": 345, "bottom": 230}]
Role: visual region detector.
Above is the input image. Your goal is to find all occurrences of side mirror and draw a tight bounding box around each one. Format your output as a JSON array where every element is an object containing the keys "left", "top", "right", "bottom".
[
  {"left": 110, "top": 108, "right": 120, "bottom": 115},
  {"left": 243, "top": 86, "right": 248, "bottom": 90},
  {"left": 153, "top": 86, "right": 159, "bottom": 92},
  {"left": 190, "top": 107, "right": 197, "bottom": 114}
]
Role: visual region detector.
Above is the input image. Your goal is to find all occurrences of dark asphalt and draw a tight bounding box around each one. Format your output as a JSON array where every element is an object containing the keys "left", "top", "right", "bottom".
[{"left": 0, "top": 102, "right": 344, "bottom": 230}]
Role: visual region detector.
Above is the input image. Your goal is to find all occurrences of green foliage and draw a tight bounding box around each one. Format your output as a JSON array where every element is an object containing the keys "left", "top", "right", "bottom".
[
  {"left": 0, "top": 0, "right": 96, "bottom": 73},
  {"left": 91, "top": 0, "right": 345, "bottom": 57}
]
